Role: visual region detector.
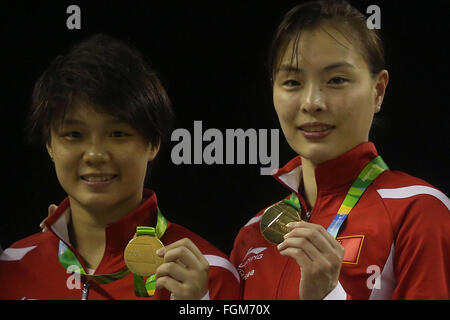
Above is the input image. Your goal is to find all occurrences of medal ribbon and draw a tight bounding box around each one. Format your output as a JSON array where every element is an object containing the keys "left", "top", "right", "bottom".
[
  {"left": 284, "top": 156, "right": 388, "bottom": 238},
  {"left": 132, "top": 208, "right": 168, "bottom": 297},
  {"left": 327, "top": 155, "right": 388, "bottom": 238},
  {"left": 57, "top": 206, "right": 168, "bottom": 296}
]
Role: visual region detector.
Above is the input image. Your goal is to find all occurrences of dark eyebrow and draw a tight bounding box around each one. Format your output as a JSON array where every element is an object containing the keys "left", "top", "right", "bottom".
[
  {"left": 277, "top": 61, "right": 355, "bottom": 74},
  {"left": 322, "top": 62, "right": 355, "bottom": 71},
  {"left": 61, "top": 119, "right": 85, "bottom": 126},
  {"left": 61, "top": 118, "right": 127, "bottom": 125}
]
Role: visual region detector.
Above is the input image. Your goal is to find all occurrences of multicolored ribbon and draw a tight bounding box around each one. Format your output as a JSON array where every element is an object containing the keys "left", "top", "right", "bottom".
[
  {"left": 327, "top": 156, "right": 388, "bottom": 238},
  {"left": 284, "top": 156, "right": 388, "bottom": 238},
  {"left": 131, "top": 209, "right": 168, "bottom": 297},
  {"left": 57, "top": 206, "right": 168, "bottom": 297}
]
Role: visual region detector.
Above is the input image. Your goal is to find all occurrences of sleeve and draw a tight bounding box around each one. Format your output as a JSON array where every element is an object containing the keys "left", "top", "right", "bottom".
[
  {"left": 323, "top": 281, "right": 348, "bottom": 300},
  {"left": 204, "top": 254, "right": 241, "bottom": 299},
  {"left": 389, "top": 194, "right": 450, "bottom": 299},
  {"left": 229, "top": 227, "right": 247, "bottom": 269}
]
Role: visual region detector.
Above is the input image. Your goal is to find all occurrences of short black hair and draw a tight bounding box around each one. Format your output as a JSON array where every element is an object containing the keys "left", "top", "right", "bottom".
[{"left": 27, "top": 33, "right": 173, "bottom": 147}]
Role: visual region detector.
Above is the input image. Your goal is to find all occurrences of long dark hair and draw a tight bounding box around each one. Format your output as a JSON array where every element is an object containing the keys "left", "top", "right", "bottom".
[{"left": 268, "top": 0, "right": 385, "bottom": 84}]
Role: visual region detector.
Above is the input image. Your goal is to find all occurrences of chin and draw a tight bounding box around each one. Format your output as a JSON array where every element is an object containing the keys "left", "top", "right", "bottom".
[
  {"left": 65, "top": 186, "right": 121, "bottom": 208},
  {"left": 294, "top": 142, "right": 338, "bottom": 165}
]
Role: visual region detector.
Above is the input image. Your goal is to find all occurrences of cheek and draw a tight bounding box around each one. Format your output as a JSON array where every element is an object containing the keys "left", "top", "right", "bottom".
[
  {"left": 52, "top": 147, "right": 79, "bottom": 175},
  {"left": 273, "top": 91, "right": 298, "bottom": 124},
  {"left": 114, "top": 146, "right": 150, "bottom": 178},
  {"left": 334, "top": 90, "right": 375, "bottom": 136}
]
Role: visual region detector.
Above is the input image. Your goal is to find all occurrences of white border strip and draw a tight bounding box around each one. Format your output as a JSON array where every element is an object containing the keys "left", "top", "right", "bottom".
[
  {"left": 323, "top": 281, "right": 347, "bottom": 300},
  {"left": 204, "top": 254, "right": 240, "bottom": 283},
  {"left": 244, "top": 216, "right": 261, "bottom": 227},
  {"left": 377, "top": 185, "right": 450, "bottom": 210},
  {"left": 0, "top": 246, "right": 37, "bottom": 261}
]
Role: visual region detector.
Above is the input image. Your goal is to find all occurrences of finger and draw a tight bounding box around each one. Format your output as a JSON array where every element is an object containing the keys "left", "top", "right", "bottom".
[
  {"left": 287, "top": 221, "right": 344, "bottom": 252},
  {"left": 39, "top": 218, "right": 48, "bottom": 232},
  {"left": 279, "top": 246, "right": 313, "bottom": 267},
  {"left": 288, "top": 221, "right": 345, "bottom": 254},
  {"left": 163, "top": 245, "right": 203, "bottom": 271},
  {"left": 284, "top": 223, "right": 335, "bottom": 254},
  {"left": 278, "top": 235, "right": 324, "bottom": 263},
  {"left": 155, "top": 275, "right": 183, "bottom": 294},
  {"left": 156, "top": 261, "right": 189, "bottom": 283},
  {"left": 40, "top": 204, "right": 58, "bottom": 232},
  {"left": 162, "top": 238, "right": 208, "bottom": 266}
]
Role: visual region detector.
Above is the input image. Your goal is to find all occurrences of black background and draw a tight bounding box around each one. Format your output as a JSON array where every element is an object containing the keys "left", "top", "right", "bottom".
[{"left": 1, "top": 0, "right": 449, "bottom": 255}]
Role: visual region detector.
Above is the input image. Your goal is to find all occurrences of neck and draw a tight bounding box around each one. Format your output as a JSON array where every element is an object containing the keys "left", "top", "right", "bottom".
[
  {"left": 68, "top": 194, "right": 143, "bottom": 270},
  {"left": 301, "top": 157, "right": 317, "bottom": 210}
]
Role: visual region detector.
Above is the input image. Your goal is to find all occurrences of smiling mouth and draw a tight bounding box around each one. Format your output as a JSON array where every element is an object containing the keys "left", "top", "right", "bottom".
[
  {"left": 298, "top": 124, "right": 335, "bottom": 132},
  {"left": 80, "top": 174, "right": 118, "bottom": 182},
  {"left": 298, "top": 123, "right": 335, "bottom": 140}
]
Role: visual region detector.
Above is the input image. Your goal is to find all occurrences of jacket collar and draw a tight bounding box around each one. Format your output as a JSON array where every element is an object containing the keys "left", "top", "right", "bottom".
[
  {"left": 44, "top": 189, "right": 160, "bottom": 252},
  {"left": 273, "top": 142, "right": 379, "bottom": 194}
]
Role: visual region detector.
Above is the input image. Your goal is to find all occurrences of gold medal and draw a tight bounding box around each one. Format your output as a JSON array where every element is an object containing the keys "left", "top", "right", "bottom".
[
  {"left": 124, "top": 234, "right": 164, "bottom": 277},
  {"left": 260, "top": 201, "right": 301, "bottom": 244}
]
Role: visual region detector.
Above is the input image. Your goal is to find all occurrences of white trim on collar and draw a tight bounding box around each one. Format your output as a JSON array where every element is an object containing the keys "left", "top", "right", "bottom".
[
  {"left": 50, "top": 207, "right": 72, "bottom": 245},
  {"left": 277, "top": 164, "right": 303, "bottom": 193}
]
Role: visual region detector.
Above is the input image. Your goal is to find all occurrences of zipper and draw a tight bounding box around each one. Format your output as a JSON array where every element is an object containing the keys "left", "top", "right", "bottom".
[
  {"left": 303, "top": 211, "right": 311, "bottom": 222},
  {"left": 81, "top": 279, "right": 90, "bottom": 300}
]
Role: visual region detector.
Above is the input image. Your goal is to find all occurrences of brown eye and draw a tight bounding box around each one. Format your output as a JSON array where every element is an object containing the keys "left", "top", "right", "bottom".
[
  {"left": 282, "top": 80, "right": 301, "bottom": 87},
  {"left": 64, "top": 131, "right": 81, "bottom": 139},
  {"left": 328, "top": 77, "right": 349, "bottom": 85},
  {"left": 110, "top": 131, "right": 129, "bottom": 138}
]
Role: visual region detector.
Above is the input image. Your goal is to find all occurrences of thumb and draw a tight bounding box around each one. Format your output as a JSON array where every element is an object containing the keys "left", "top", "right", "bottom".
[
  {"left": 48, "top": 204, "right": 58, "bottom": 217},
  {"left": 40, "top": 204, "right": 58, "bottom": 232}
]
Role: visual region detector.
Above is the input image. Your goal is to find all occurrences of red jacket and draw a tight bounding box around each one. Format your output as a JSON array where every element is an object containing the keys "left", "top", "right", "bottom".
[
  {"left": 0, "top": 189, "right": 240, "bottom": 300},
  {"left": 230, "top": 142, "right": 450, "bottom": 299}
]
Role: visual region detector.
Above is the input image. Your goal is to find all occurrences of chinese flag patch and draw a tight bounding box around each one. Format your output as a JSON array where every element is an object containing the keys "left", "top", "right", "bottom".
[{"left": 337, "top": 235, "right": 365, "bottom": 264}]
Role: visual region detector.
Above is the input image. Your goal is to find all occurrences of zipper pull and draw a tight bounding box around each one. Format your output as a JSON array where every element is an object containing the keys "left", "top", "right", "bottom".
[
  {"left": 303, "top": 211, "right": 311, "bottom": 222},
  {"left": 81, "top": 279, "right": 90, "bottom": 300}
]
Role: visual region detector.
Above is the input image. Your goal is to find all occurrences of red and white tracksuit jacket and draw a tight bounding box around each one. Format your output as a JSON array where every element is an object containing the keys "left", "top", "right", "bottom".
[
  {"left": 0, "top": 189, "right": 240, "bottom": 300},
  {"left": 230, "top": 142, "right": 450, "bottom": 300}
]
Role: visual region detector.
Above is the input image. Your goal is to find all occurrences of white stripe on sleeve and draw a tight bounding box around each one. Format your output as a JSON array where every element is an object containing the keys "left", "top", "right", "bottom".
[
  {"left": 377, "top": 185, "right": 450, "bottom": 210},
  {"left": 0, "top": 246, "right": 37, "bottom": 261},
  {"left": 204, "top": 254, "right": 240, "bottom": 283},
  {"left": 244, "top": 216, "right": 261, "bottom": 227}
]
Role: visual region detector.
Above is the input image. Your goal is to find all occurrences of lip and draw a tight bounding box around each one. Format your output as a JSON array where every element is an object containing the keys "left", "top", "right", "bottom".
[
  {"left": 298, "top": 122, "right": 335, "bottom": 140},
  {"left": 80, "top": 173, "right": 118, "bottom": 187}
]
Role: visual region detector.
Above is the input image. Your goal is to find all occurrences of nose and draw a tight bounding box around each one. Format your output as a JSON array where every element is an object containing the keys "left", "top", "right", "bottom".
[
  {"left": 82, "top": 137, "right": 110, "bottom": 165},
  {"left": 300, "top": 82, "right": 326, "bottom": 114}
]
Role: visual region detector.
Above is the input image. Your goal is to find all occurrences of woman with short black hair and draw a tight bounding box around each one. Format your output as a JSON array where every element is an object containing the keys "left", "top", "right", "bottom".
[{"left": 0, "top": 34, "right": 240, "bottom": 300}]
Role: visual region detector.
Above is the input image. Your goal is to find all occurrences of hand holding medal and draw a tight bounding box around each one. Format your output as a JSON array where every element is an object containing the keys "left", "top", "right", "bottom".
[
  {"left": 124, "top": 208, "right": 209, "bottom": 299},
  {"left": 265, "top": 157, "right": 388, "bottom": 299},
  {"left": 154, "top": 238, "right": 209, "bottom": 300},
  {"left": 260, "top": 193, "right": 344, "bottom": 299},
  {"left": 124, "top": 227, "right": 165, "bottom": 277},
  {"left": 260, "top": 199, "right": 302, "bottom": 244}
]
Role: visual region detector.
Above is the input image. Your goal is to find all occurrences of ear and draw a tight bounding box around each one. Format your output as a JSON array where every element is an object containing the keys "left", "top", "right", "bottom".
[
  {"left": 148, "top": 140, "right": 161, "bottom": 162},
  {"left": 373, "top": 69, "right": 389, "bottom": 113},
  {"left": 46, "top": 141, "right": 55, "bottom": 162}
]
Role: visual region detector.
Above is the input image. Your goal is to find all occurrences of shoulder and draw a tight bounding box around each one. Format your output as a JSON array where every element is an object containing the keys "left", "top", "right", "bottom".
[
  {"left": 0, "top": 232, "right": 55, "bottom": 263},
  {"left": 0, "top": 231, "right": 57, "bottom": 298},
  {"left": 373, "top": 170, "right": 449, "bottom": 212},
  {"left": 372, "top": 170, "right": 449, "bottom": 237}
]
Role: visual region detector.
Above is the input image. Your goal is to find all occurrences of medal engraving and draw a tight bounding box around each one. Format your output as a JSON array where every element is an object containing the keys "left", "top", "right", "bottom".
[
  {"left": 124, "top": 235, "right": 164, "bottom": 276},
  {"left": 260, "top": 201, "right": 301, "bottom": 244}
]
